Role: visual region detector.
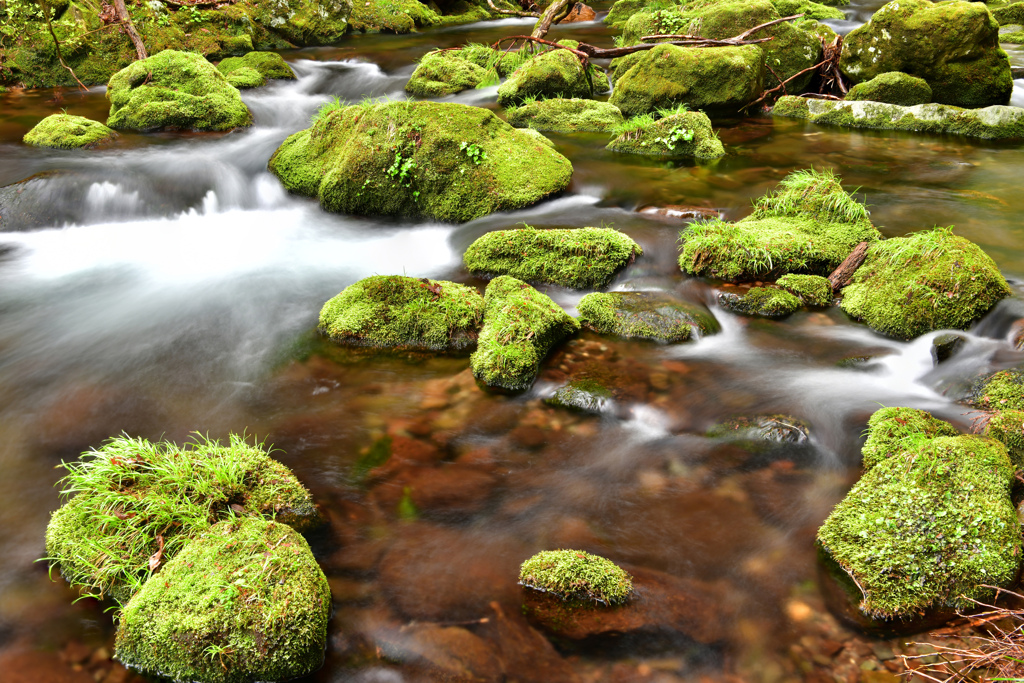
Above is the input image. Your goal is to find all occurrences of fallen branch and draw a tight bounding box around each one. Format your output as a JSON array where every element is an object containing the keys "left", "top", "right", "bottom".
[
  {"left": 113, "top": 0, "right": 148, "bottom": 60},
  {"left": 799, "top": 93, "right": 843, "bottom": 100},
  {"left": 744, "top": 33, "right": 846, "bottom": 111},
  {"left": 532, "top": 0, "right": 571, "bottom": 38},
  {"left": 827, "top": 241, "right": 869, "bottom": 291},
  {"left": 486, "top": 0, "right": 539, "bottom": 18}
]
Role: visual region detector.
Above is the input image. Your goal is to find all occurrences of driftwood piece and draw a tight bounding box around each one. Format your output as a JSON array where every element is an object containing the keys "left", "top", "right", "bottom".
[
  {"left": 828, "top": 241, "right": 869, "bottom": 292},
  {"left": 113, "top": 0, "right": 148, "bottom": 60},
  {"left": 744, "top": 33, "right": 846, "bottom": 111},
  {"left": 486, "top": 0, "right": 540, "bottom": 17},
  {"left": 532, "top": 0, "right": 572, "bottom": 38}
]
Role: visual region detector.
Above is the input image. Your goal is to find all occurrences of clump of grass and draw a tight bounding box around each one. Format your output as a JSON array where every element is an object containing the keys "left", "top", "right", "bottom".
[
  {"left": 519, "top": 549, "right": 633, "bottom": 606},
  {"left": 655, "top": 102, "right": 690, "bottom": 118},
  {"left": 751, "top": 167, "right": 870, "bottom": 225},
  {"left": 610, "top": 113, "right": 656, "bottom": 139}
]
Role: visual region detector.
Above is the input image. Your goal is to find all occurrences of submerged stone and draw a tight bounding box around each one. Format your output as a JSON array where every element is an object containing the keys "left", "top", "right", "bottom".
[
  {"left": 776, "top": 274, "right": 832, "bottom": 307},
  {"left": 607, "top": 111, "right": 725, "bottom": 158},
  {"left": 106, "top": 50, "right": 253, "bottom": 132},
  {"left": 506, "top": 98, "right": 624, "bottom": 133},
  {"left": 845, "top": 71, "right": 932, "bottom": 106},
  {"left": 318, "top": 275, "right": 485, "bottom": 350},
  {"left": 217, "top": 51, "right": 296, "bottom": 81},
  {"left": 23, "top": 114, "right": 116, "bottom": 149},
  {"left": 463, "top": 225, "right": 641, "bottom": 289},
  {"left": 719, "top": 287, "right": 802, "bottom": 319},
  {"left": 840, "top": 227, "right": 1011, "bottom": 340},
  {"left": 497, "top": 41, "right": 607, "bottom": 106},
  {"left": 576, "top": 291, "right": 719, "bottom": 342},
  {"left": 840, "top": 0, "right": 1012, "bottom": 109},
  {"left": 115, "top": 518, "right": 330, "bottom": 683},
  {"left": 545, "top": 379, "right": 614, "bottom": 413},
  {"left": 268, "top": 100, "right": 572, "bottom": 222},
  {"left": 470, "top": 276, "right": 580, "bottom": 390},
  {"left": 708, "top": 414, "right": 811, "bottom": 444},
  {"left": 406, "top": 50, "right": 488, "bottom": 97},
  {"left": 931, "top": 333, "right": 966, "bottom": 365}
]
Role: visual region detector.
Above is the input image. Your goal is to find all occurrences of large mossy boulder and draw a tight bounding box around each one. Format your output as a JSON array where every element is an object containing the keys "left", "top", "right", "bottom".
[
  {"left": 45, "top": 435, "right": 318, "bottom": 603},
  {"left": 107, "top": 50, "right": 253, "bottom": 132},
  {"left": 610, "top": 43, "right": 765, "bottom": 117},
  {"left": 115, "top": 517, "right": 330, "bottom": 683},
  {"left": 405, "top": 50, "right": 488, "bottom": 97},
  {"left": 23, "top": 114, "right": 116, "bottom": 149},
  {"left": 496, "top": 41, "right": 607, "bottom": 106},
  {"left": 840, "top": 0, "right": 1012, "bottom": 109},
  {"left": 463, "top": 225, "right": 642, "bottom": 289},
  {"left": 506, "top": 98, "right": 624, "bottom": 133},
  {"left": 251, "top": 0, "right": 353, "bottom": 44},
  {"left": 607, "top": 111, "right": 725, "bottom": 158},
  {"left": 470, "top": 276, "right": 580, "bottom": 390},
  {"left": 318, "top": 275, "right": 484, "bottom": 350},
  {"left": 679, "top": 168, "right": 880, "bottom": 281},
  {"left": 845, "top": 71, "right": 931, "bottom": 106},
  {"left": 577, "top": 291, "right": 719, "bottom": 342},
  {"left": 818, "top": 410, "right": 1020, "bottom": 620},
  {"left": 217, "top": 51, "right": 296, "bottom": 85},
  {"left": 268, "top": 100, "right": 572, "bottom": 222},
  {"left": 840, "top": 227, "right": 1011, "bottom": 340}
]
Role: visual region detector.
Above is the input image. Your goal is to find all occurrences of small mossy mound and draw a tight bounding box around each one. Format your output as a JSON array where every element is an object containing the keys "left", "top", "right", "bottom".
[
  {"left": 840, "top": 227, "right": 1011, "bottom": 340},
  {"left": 969, "top": 369, "right": 1024, "bottom": 411},
  {"left": 405, "top": 50, "right": 488, "bottom": 97},
  {"left": 348, "top": 0, "right": 438, "bottom": 32},
  {"left": 860, "top": 406, "right": 961, "bottom": 471},
  {"left": 217, "top": 51, "right": 295, "bottom": 81},
  {"left": 268, "top": 100, "right": 572, "bottom": 222},
  {"left": 226, "top": 66, "right": 266, "bottom": 89},
  {"left": 497, "top": 41, "right": 606, "bottom": 106},
  {"left": 772, "top": 0, "right": 844, "bottom": 21},
  {"left": 840, "top": 0, "right": 1012, "bottom": 109},
  {"left": 719, "top": 287, "right": 802, "bottom": 318},
  {"left": 845, "top": 71, "right": 932, "bottom": 106},
  {"left": 982, "top": 410, "right": 1024, "bottom": 469},
  {"left": 506, "top": 98, "right": 624, "bottom": 133},
  {"left": 679, "top": 168, "right": 880, "bottom": 282},
  {"left": 610, "top": 43, "right": 765, "bottom": 117},
  {"left": 115, "top": 517, "right": 330, "bottom": 683},
  {"left": 317, "top": 275, "right": 484, "bottom": 350},
  {"left": 45, "top": 434, "right": 318, "bottom": 603},
  {"left": 107, "top": 50, "right": 252, "bottom": 132},
  {"left": 576, "top": 291, "right": 719, "bottom": 342},
  {"left": 607, "top": 111, "right": 725, "bottom": 158},
  {"left": 817, "top": 431, "right": 1020, "bottom": 619},
  {"left": 23, "top": 114, "right": 116, "bottom": 149},
  {"left": 463, "top": 225, "right": 642, "bottom": 289},
  {"left": 545, "top": 379, "right": 614, "bottom": 413},
  {"left": 519, "top": 549, "right": 633, "bottom": 606},
  {"left": 776, "top": 274, "right": 832, "bottom": 307},
  {"left": 470, "top": 276, "right": 580, "bottom": 390}
]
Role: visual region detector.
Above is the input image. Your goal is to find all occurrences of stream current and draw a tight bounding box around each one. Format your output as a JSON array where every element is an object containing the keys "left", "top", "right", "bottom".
[{"left": 3, "top": 1, "right": 1024, "bottom": 680}]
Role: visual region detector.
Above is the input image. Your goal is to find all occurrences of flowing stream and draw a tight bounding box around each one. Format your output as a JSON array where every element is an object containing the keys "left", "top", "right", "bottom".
[{"left": 3, "top": 0, "right": 1024, "bottom": 680}]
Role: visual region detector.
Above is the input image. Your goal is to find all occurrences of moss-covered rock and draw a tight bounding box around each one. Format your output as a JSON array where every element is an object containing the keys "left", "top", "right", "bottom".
[
  {"left": 45, "top": 434, "right": 318, "bottom": 603},
  {"left": 519, "top": 549, "right": 633, "bottom": 606},
  {"left": 840, "top": 0, "right": 1012, "bottom": 109},
  {"left": 982, "top": 410, "right": 1024, "bottom": 469},
  {"left": 405, "top": 50, "right": 488, "bottom": 97},
  {"left": 115, "top": 517, "right": 330, "bottom": 683},
  {"left": 845, "top": 71, "right": 932, "bottom": 106},
  {"left": 860, "top": 407, "right": 961, "bottom": 471},
  {"left": 772, "top": 0, "right": 844, "bottom": 21},
  {"left": 23, "top": 114, "right": 116, "bottom": 149},
  {"left": 545, "top": 379, "right": 614, "bottom": 413},
  {"left": 470, "top": 276, "right": 580, "bottom": 390},
  {"left": 776, "top": 274, "right": 832, "bottom": 307},
  {"left": 607, "top": 110, "right": 725, "bottom": 158},
  {"left": 217, "top": 51, "right": 295, "bottom": 80},
  {"left": 840, "top": 227, "right": 1011, "bottom": 340},
  {"left": 268, "top": 100, "right": 572, "bottom": 222},
  {"left": 576, "top": 291, "right": 719, "bottom": 342},
  {"left": 348, "top": 0, "right": 437, "bottom": 32},
  {"left": 610, "top": 43, "right": 764, "bottom": 117},
  {"left": 679, "top": 168, "right": 880, "bottom": 281},
  {"left": 496, "top": 41, "right": 607, "bottom": 106},
  {"left": 317, "top": 275, "right": 484, "bottom": 350},
  {"left": 225, "top": 66, "right": 266, "bottom": 89},
  {"left": 993, "top": 1, "right": 1024, "bottom": 26},
  {"left": 250, "top": 0, "right": 353, "bottom": 44},
  {"left": 506, "top": 98, "right": 624, "bottom": 133},
  {"left": 719, "top": 286, "right": 802, "bottom": 318},
  {"left": 818, "top": 427, "right": 1019, "bottom": 619},
  {"left": 969, "top": 369, "right": 1024, "bottom": 411},
  {"left": 463, "top": 225, "right": 642, "bottom": 289},
  {"left": 106, "top": 50, "right": 252, "bottom": 132}
]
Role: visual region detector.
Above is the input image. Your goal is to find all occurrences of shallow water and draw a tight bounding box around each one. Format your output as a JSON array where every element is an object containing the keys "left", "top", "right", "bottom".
[{"left": 3, "top": 1, "right": 1024, "bottom": 681}]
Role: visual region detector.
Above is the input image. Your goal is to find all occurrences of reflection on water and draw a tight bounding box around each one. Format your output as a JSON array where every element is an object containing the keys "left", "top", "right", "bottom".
[{"left": 2, "top": 1, "right": 1024, "bottom": 680}]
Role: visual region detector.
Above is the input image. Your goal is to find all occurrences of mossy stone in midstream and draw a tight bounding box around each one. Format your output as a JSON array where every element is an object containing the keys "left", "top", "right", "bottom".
[
  {"left": 23, "top": 114, "right": 116, "bottom": 149},
  {"left": 317, "top": 275, "right": 485, "bottom": 350},
  {"left": 776, "top": 274, "right": 833, "bottom": 307},
  {"left": 519, "top": 549, "right": 633, "bottom": 605},
  {"left": 405, "top": 50, "right": 489, "bottom": 97},
  {"left": 463, "top": 225, "right": 642, "bottom": 289},
  {"left": 470, "top": 276, "right": 580, "bottom": 390},
  {"left": 707, "top": 414, "right": 811, "bottom": 443},
  {"left": 45, "top": 434, "right": 319, "bottom": 604},
  {"left": 840, "top": 0, "right": 1012, "bottom": 109},
  {"left": 267, "top": 100, "right": 572, "bottom": 222},
  {"left": 840, "top": 227, "right": 1011, "bottom": 340},
  {"left": 993, "top": 1, "right": 1024, "bottom": 26},
  {"left": 719, "top": 287, "right": 802, "bottom": 319},
  {"left": 496, "top": 41, "right": 608, "bottom": 106},
  {"left": 106, "top": 50, "right": 253, "bottom": 132},
  {"left": 859, "top": 407, "right": 961, "bottom": 471},
  {"left": 115, "top": 517, "right": 330, "bottom": 683},
  {"left": 506, "top": 98, "right": 625, "bottom": 134},
  {"left": 678, "top": 168, "right": 880, "bottom": 282},
  {"left": 545, "top": 379, "right": 614, "bottom": 413},
  {"left": 845, "top": 72, "right": 932, "bottom": 106},
  {"left": 607, "top": 111, "right": 725, "bottom": 158},
  {"left": 218, "top": 51, "right": 296, "bottom": 87},
  {"left": 969, "top": 369, "right": 1024, "bottom": 411},
  {"left": 576, "top": 291, "right": 719, "bottom": 343}
]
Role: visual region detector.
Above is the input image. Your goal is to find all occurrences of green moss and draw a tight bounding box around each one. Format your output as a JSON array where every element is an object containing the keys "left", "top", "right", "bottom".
[
  {"left": 719, "top": 286, "right": 802, "bottom": 318},
  {"left": 982, "top": 410, "right": 1024, "bottom": 469},
  {"left": 993, "top": 2, "right": 1024, "bottom": 25},
  {"left": 604, "top": 0, "right": 658, "bottom": 26},
  {"left": 405, "top": 50, "right": 487, "bottom": 97},
  {"left": 463, "top": 225, "right": 642, "bottom": 289},
  {"left": 861, "top": 407, "right": 961, "bottom": 471},
  {"left": 840, "top": 227, "right": 1012, "bottom": 340},
  {"left": 607, "top": 110, "right": 724, "bottom": 158},
  {"left": 679, "top": 168, "right": 880, "bottom": 281},
  {"left": 496, "top": 41, "right": 607, "bottom": 106},
  {"left": 817, "top": 433, "right": 1019, "bottom": 619},
  {"left": 841, "top": 0, "right": 1012, "bottom": 108},
  {"left": 217, "top": 51, "right": 295, "bottom": 80},
  {"left": 456, "top": 42, "right": 531, "bottom": 77},
  {"left": 545, "top": 379, "right": 613, "bottom": 413},
  {"left": 506, "top": 98, "right": 624, "bottom": 133},
  {"left": 776, "top": 274, "right": 832, "bottom": 307},
  {"left": 106, "top": 50, "right": 252, "bottom": 132},
  {"left": 771, "top": 0, "right": 843, "bottom": 21},
  {"left": 845, "top": 71, "right": 932, "bottom": 106},
  {"left": 1001, "top": 29, "right": 1024, "bottom": 43},
  {"left": 469, "top": 276, "right": 580, "bottom": 390},
  {"left": 23, "top": 113, "right": 115, "bottom": 149},
  {"left": 115, "top": 517, "right": 330, "bottom": 683},
  {"left": 225, "top": 66, "right": 266, "bottom": 89},
  {"left": 267, "top": 100, "right": 573, "bottom": 223},
  {"left": 519, "top": 549, "right": 633, "bottom": 606},
  {"left": 44, "top": 434, "right": 318, "bottom": 604},
  {"left": 970, "top": 369, "right": 1024, "bottom": 411},
  {"left": 317, "top": 275, "right": 484, "bottom": 350},
  {"left": 576, "top": 291, "right": 719, "bottom": 342},
  {"left": 248, "top": 0, "right": 352, "bottom": 45}
]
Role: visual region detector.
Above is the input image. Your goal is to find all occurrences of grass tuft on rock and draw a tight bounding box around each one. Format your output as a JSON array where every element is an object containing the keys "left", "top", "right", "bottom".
[
  {"left": 607, "top": 110, "right": 724, "bottom": 158},
  {"left": 519, "top": 549, "right": 633, "bottom": 606}
]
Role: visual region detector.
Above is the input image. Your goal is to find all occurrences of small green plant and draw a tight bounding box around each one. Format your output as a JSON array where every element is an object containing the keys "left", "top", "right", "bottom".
[
  {"left": 155, "top": 13, "right": 170, "bottom": 27},
  {"left": 655, "top": 102, "right": 690, "bottom": 119},
  {"left": 653, "top": 126, "right": 694, "bottom": 151},
  {"left": 180, "top": 5, "right": 203, "bottom": 27},
  {"left": 387, "top": 150, "right": 416, "bottom": 186},
  {"left": 460, "top": 141, "right": 486, "bottom": 165}
]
